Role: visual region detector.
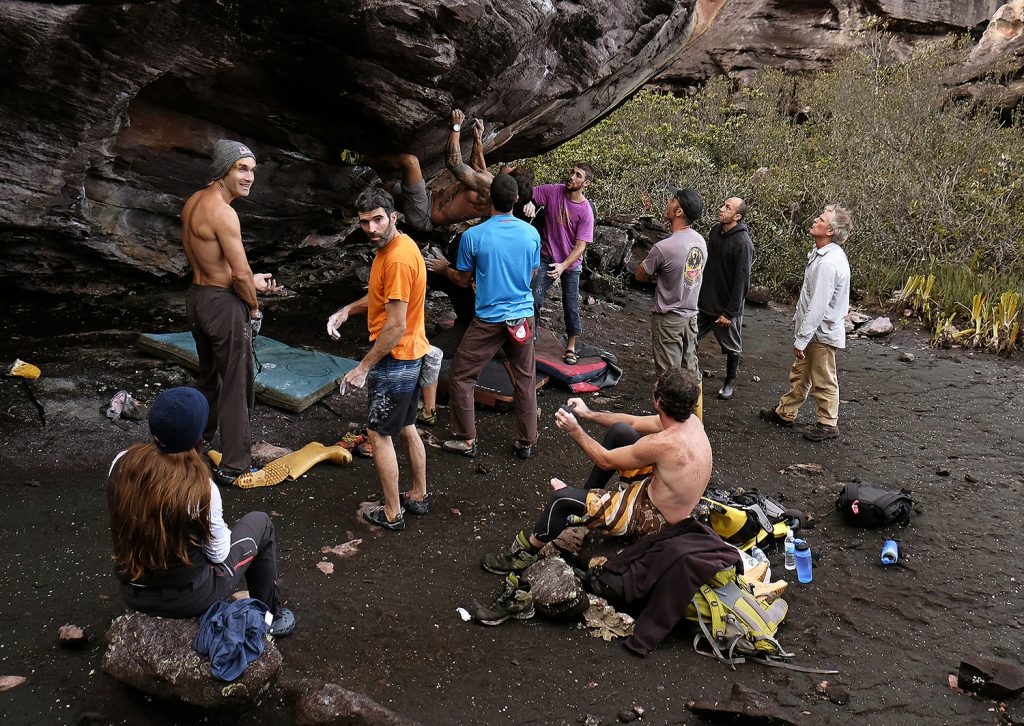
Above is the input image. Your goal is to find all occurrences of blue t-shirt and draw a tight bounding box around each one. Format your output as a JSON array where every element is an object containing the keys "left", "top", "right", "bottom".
[{"left": 456, "top": 214, "right": 541, "bottom": 323}]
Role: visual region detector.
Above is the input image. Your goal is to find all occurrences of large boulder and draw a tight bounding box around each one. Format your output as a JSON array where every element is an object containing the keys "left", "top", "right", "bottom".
[
  {"left": 101, "top": 611, "right": 282, "bottom": 708},
  {"left": 0, "top": 0, "right": 726, "bottom": 294}
]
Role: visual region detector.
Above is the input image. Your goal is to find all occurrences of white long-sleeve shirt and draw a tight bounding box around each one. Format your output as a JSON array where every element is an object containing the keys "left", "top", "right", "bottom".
[
  {"left": 793, "top": 243, "right": 851, "bottom": 350},
  {"left": 203, "top": 481, "right": 231, "bottom": 563}
]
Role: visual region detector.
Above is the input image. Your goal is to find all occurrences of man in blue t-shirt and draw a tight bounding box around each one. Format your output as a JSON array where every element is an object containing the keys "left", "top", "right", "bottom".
[{"left": 434, "top": 174, "right": 541, "bottom": 460}]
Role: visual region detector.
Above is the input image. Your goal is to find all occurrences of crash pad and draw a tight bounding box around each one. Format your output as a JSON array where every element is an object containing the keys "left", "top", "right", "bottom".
[
  {"left": 534, "top": 327, "right": 621, "bottom": 393},
  {"left": 136, "top": 332, "right": 357, "bottom": 414}
]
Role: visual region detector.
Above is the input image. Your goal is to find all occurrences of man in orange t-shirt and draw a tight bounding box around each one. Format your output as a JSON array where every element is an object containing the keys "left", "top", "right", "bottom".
[{"left": 327, "top": 187, "right": 430, "bottom": 531}]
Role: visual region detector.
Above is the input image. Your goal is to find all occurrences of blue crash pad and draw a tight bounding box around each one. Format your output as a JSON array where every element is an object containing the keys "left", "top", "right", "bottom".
[{"left": 136, "top": 332, "right": 358, "bottom": 413}]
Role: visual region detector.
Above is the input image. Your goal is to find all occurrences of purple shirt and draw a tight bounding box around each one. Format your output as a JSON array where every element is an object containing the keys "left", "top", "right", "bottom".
[{"left": 532, "top": 183, "right": 594, "bottom": 271}]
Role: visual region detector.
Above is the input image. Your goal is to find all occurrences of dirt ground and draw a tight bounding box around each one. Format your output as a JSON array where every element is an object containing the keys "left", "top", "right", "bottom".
[{"left": 1, "top": 280, "right": 1022, "bottom": 726}]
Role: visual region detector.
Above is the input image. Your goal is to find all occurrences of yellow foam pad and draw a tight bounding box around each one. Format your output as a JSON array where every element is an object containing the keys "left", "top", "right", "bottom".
[
  {"left": 9, "top": 359, "right": 41, "bottom": 379},
  {"left": 207, "top": 442, "right": 352, "bottom": 489}
]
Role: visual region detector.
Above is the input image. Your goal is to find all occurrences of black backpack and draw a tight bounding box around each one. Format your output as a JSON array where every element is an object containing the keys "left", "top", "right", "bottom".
[{"left": 836, "top": 481, "right": 914, "bottom": 528}]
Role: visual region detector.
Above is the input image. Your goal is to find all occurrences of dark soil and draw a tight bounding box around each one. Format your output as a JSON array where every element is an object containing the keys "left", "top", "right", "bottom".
[{"left": 1, "top": 281, "right": 1022, "bottom": 726}]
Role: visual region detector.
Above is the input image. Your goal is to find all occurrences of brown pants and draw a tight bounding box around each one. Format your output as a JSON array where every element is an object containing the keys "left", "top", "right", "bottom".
[
  {"left": 449, "top": 317, "right": 537, "bottom": 445},
  {"left": 186, "top": 285, "right": 254, "bottom": 473},
  {"left": 776, "top": 340, "right": 839, "bottom": 426}
]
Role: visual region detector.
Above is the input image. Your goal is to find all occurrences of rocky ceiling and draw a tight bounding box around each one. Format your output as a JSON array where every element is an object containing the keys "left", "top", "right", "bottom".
[
  {"left": 0, "top": 0, "right": 726, "bottom": 295},
  {"left": 2, "top": 0, "right": 1021, "bottom": 296}
]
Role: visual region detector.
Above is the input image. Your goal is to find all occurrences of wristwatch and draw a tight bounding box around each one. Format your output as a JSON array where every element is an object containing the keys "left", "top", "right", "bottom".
[{"left": 452, "top": 123, "right": 461, "bottom": 132}]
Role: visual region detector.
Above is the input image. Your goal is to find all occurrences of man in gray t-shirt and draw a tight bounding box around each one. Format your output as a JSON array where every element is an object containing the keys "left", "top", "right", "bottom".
[{"left": 635, "top": 187, "right": 707, "bottom": 376}]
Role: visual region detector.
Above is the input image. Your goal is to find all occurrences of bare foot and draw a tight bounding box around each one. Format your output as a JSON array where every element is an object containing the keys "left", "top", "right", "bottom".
[{"left": 549, "top": 478, "right": 567, "bottom": 491}]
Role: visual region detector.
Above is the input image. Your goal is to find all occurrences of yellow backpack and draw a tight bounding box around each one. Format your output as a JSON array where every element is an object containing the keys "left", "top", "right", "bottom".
[{"left": 685, "top": 566, "right": 790, "bottom": 668}]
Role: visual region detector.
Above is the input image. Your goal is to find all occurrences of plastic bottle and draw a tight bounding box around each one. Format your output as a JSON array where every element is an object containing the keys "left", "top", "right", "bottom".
[
  {"left": 784, "top": 527, "right": 796, "bottom": 571},
  {"left": 795, "top": 541, "right": 813, "bottom": 583},
  {"left": 880, "top": 539, "right": 899, "bottom": 566},
  {"left": 749, "top": 546, "right": 771, "bottom": 582}
]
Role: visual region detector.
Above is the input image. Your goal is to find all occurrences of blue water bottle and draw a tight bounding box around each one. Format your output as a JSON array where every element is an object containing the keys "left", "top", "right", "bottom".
[
  {"left": 795, "top": 541, "right": 813, "bottom": 583},
  {"left": 881, "top": 539, "right": 899, "bottom": 566}
]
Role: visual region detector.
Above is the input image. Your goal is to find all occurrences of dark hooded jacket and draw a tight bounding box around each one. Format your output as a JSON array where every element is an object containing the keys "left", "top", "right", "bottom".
[{"left": 697, "top": 220, "right": 754, "bottom": 321}]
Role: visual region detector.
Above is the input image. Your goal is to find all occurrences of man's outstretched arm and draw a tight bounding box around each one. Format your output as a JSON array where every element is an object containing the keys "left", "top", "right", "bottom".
[
  {"left": 565, "top": 397, "right": 663, "bottom": 433},
  {"left": 446, "top": 109, "right": 493, "bottom": 194},
  {"left": 470, "top": 118, "right": 487, "bottom": 172},
  {"left": 555, "top": 408, "right": 661, "bottom": 471}
]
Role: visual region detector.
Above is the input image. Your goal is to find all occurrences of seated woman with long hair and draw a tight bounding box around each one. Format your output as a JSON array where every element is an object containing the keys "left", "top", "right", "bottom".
[{"left": 106, "top": 386, "right": 295, "bottom": 636}]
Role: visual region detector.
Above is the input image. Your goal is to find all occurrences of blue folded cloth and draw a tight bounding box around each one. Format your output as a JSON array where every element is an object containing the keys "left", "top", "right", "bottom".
[{"left": 193, "top": 598, "right": 270, "bottom": 681}]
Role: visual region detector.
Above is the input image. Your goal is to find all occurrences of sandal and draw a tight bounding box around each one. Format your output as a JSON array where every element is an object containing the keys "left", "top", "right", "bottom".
[
  {"left": 442, "top": 438, "right": 478, "bottom": 458},
  {"left": 563, "top": 349, "right": 578, "bottom": 365},
  {"left": 416, "top": 407, "right": 437, "bottom": 426}
]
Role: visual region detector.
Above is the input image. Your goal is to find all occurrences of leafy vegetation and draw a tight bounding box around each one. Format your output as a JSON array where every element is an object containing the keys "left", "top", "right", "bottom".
[{"left": 520, "top": 29, "right": 1024, "bottom": 351}]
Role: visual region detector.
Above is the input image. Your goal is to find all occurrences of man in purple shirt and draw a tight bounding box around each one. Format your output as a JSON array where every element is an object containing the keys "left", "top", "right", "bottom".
[{"left": 530, "top": 162, "right": 596, "bottom": 364}]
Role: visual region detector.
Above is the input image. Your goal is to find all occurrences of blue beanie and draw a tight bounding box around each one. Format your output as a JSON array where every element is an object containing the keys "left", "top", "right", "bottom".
[{"left": 149, "top": 387, "right": 209, "bottom": 454}]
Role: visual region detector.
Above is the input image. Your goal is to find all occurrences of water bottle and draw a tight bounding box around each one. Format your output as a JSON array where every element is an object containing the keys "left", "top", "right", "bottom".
[
  {"left": 795, "top": 541, "right": 813, "bottom": 583},
  {"left": 784, "top": 527, "right": 796, "bottom": 571},
  {"left": 749, "top": 545, "right": 771, "bottom": 582},
  {"left": 881, "top": 539, "right": 899, "bottom": 566}
]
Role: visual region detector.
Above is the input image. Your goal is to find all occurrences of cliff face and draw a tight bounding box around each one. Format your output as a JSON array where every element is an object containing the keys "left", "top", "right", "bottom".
[
  {"left": 655, "top": 0, "right": 1018, "bottom": 91},
  {"left": 0, "top": 0, "right": 725, "bottom": 294}
]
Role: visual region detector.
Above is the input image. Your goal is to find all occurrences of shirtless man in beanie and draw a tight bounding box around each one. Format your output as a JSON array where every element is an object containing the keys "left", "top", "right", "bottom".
[{"left": 181, "top": 139, "right": 283, "bottom": 486}]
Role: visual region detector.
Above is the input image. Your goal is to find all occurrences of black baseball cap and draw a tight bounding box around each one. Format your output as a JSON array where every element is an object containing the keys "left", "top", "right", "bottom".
[{"left": 667, "top": 185, "right": 704, "bottom": 223}]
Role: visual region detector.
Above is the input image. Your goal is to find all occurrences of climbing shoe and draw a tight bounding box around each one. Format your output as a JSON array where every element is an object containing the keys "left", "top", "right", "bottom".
[
  {"left": 399, "top": 491, "right": 430, "bottom": 515},
  {"left": 473, "top": 573, "right": 535, "bottom": 626},
  {"left": 481, "top": 531, "right": 539, "bottom": 574}
]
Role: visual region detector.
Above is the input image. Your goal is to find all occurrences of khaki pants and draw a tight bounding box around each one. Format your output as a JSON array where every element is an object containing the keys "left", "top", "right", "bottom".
[
  {"left": 650, "top": 312, "right": 699, "bottom": 377},
  {"left": 776, "top": 340, "right": 839, "bottom": 426}
]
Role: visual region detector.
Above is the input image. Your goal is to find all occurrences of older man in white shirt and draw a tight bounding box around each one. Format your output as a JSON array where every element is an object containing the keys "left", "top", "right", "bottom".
[{"left": 760, "top": 204, "right": 853, "bottom": 441}]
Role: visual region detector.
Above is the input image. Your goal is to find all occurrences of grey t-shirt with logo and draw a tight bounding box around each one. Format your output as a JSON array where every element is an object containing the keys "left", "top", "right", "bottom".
[{"left": 641, "top": 227, "right": 707, "bottom": 316}]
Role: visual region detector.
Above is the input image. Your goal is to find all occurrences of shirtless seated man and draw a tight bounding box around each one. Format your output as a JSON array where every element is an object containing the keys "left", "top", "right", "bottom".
[
  {"left": 480, "top": 366, "right": 712, "bottom": 575},
  {"left": 352, "top": 110, "right": 532, "bottom": 233}
]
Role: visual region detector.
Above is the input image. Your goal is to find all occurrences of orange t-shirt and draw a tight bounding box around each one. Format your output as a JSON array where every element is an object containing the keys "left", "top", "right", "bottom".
[{"left": 367, "top": 233, "right": 430, "bottom": 360}]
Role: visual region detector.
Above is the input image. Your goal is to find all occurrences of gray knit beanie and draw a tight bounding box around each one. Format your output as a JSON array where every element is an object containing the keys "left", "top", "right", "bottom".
[{"left": 210, "top": 139, "right": 256, "bottom": 182}]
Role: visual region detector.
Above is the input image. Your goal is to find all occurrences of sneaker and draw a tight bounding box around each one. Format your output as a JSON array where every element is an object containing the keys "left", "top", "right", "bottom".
[
  {"left": 803, "top": 422, "right": 839, "bottom": 441},
  {"left": 513, "top": 441, "right": 533, "bottom": 460},
  {"left": 400, "top": 491, "right": 430, "bottom": 515},
  {"left": 416, "top": 407, "right": 437, "bottom": 426},
  {"left": 481, "top": 531, "right": 539, "bottom": 574},
  {"left": 442, "top": 438, "right": 478, "bottom": 458},
  {"left": 269, "top": 608, "right": 296, "bottom": 638},
  {"left": 473, "top": 574, "right": 535, "bottom": 626},
  {"left": 362, "top": 504, "right": 406, "bottom": 531},
  {"left": 758, "top": 407, "right": 795, "bottom": 428}
]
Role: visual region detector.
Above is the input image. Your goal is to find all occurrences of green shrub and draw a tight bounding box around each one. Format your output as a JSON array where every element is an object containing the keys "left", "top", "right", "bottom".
[{"left": 515, "top": 29, "right": 1024, "bottom": 315}]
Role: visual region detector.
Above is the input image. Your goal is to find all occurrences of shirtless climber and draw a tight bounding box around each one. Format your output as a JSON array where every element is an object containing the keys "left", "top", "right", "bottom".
[
  {"left": 181, "top": 139, "right": 284, "bottom": 486},
  {"left": 344, "top": 110, "right": 532, "bottom": 232},
  {"left": 480, "top": 367, "right": 712, "bottom": 574}
]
